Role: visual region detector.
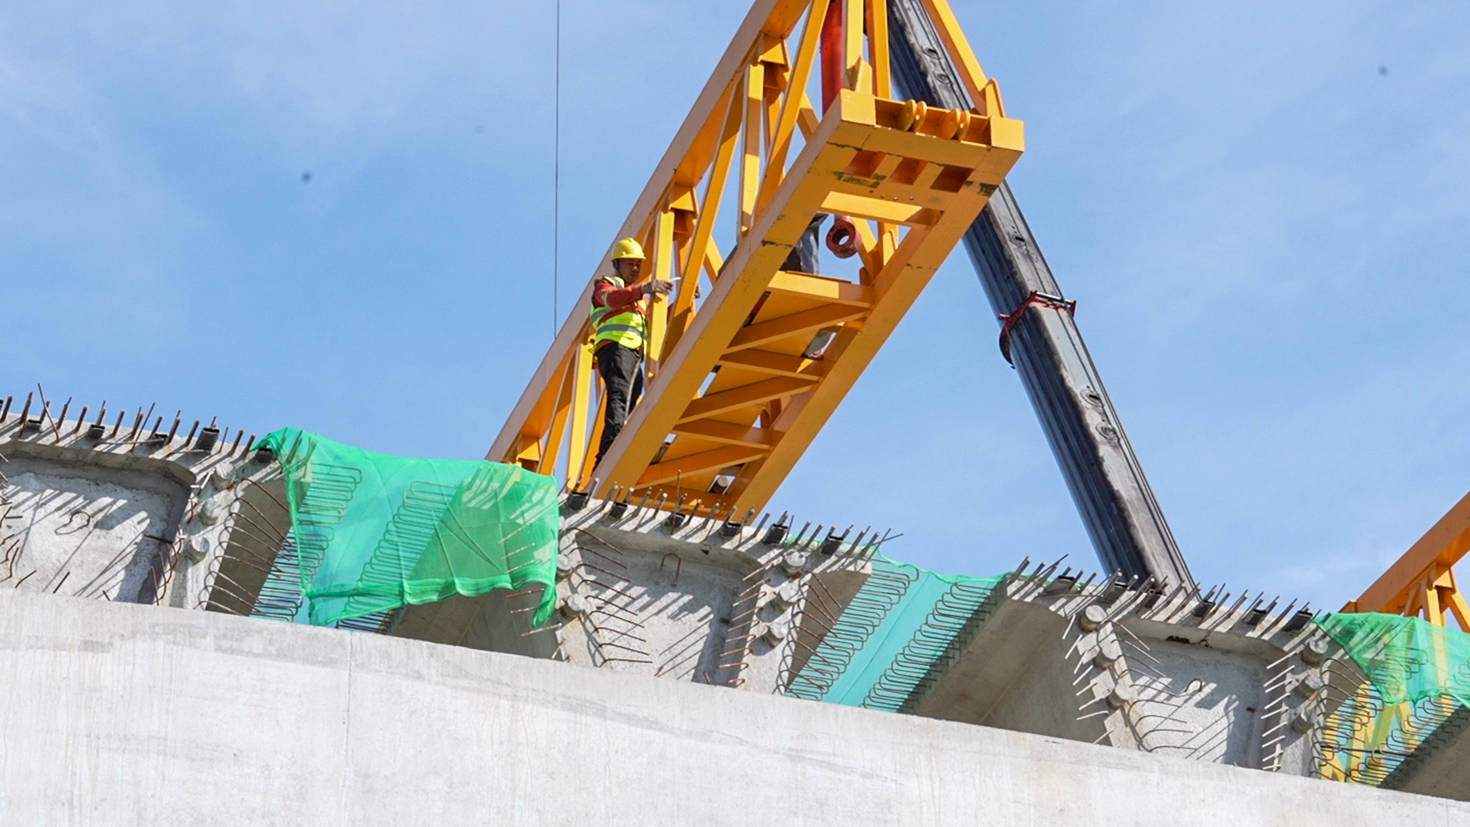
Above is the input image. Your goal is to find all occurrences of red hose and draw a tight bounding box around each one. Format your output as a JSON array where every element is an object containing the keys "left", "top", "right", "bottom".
[
  {"left": 820, "top": 2, "right": 859, "bottom": 259},
  {"left": 819, "top": 0, "right": 843, "bottom": 113}
]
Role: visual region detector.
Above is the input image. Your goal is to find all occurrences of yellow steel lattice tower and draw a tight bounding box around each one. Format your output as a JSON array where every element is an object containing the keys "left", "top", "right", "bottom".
[{"left": 489, "top": 0, "right": 1024, "bottom": 520}]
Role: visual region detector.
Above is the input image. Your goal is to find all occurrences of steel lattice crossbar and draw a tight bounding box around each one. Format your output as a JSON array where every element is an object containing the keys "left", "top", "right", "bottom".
[{"left": 487, "top": 0, "right": 1023, "bottom": 520}]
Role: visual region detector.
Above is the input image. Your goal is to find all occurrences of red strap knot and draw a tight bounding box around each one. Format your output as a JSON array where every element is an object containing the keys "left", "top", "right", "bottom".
[{"left": 998, "top": 291, "right": 1076, "bottom": 365}]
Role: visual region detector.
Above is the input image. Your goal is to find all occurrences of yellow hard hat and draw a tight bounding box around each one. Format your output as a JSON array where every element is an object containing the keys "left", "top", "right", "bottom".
[{"left": 610, "top": 237, "right": 646, "bottom": 261}]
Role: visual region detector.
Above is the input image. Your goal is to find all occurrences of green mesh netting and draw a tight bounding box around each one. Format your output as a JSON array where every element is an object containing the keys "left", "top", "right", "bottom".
[
  {"left": 1316, "top": 613, "right": 1470, "bottom": 709},
  {"left": 1313, "top": 612, "right": 1470, "bottom": 784},
  {"left": 787, "top": 554, "right": 1004, "bottom": 710},
  {"left": 257, "top": 428, "right": 560, "bottom": 628}
]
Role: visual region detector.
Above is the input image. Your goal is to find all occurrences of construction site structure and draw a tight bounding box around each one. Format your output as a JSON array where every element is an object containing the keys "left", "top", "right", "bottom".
[
  {"left": 3, "top": 0, "right": 1468, "bottom": 823},
  {"left": 884, "top": 0, "right": 1191, "bottom": 586},
  {"left": 2, "top": 404, "right": 1470, "bottom": 822},
  {"left": 488, "top": 0, "right": 1022, "bottom": 520},
  {"left": 489, "top": 0, "right": 1191, "bottom": 590},
  {"left": 1347, "top": 489, "right": 1470, "bottom": 627}
]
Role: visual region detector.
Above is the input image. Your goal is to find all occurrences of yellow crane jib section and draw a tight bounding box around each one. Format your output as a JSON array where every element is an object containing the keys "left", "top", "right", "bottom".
[
  {"left": 1345, "top": 488, "right": 1470, "bottom": 629},
  {"left": 488, "top": 0, "right": 1023, "bottom": 520}
]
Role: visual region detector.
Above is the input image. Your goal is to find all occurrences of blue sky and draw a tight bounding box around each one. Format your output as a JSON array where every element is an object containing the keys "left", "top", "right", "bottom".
[{"left": 3, "top": 1, "right": 1467, "bottom": 612}]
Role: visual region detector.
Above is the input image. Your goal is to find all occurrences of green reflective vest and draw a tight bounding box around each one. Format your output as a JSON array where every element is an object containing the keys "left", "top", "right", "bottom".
[{"left": 590, "top": 275, "right": 646, "bottom": 351}]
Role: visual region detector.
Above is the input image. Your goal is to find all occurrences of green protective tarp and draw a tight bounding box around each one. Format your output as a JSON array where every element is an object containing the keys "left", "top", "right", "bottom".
[
  {"left": 257, "top": 428, "right": 560, "bottom": 628},
  {"left": 788, "top": 553, "right": 1003, "bottom": 709},
  {"left": 1315, "top": 612, "right": 1470, "bottom": 709}
]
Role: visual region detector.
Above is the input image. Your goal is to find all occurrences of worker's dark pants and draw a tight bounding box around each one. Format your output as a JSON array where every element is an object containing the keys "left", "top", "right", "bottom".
[{"left": 595, "top": 343, "right": 644, "bottom": 467}]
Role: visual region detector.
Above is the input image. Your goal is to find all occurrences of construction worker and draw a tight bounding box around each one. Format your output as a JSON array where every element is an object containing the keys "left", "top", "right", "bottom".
[{"left": 590, "top": 238, "right": 672, "bottom": 468}]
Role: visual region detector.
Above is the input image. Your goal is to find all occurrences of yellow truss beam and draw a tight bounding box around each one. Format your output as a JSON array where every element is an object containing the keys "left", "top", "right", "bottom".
[
  {"left": 678, "top": 377, "right": 816, "bottom": 424},
  {"left": 488, "top": 0, "right": 1024, "bottom": 518},
  {"left": 727, "top": 304, "right": 870, "bottom": 351},
  {"left": 716, "top": 349, "right": 828, "bottom": 379},
  {"left": 766, "top": 270, "right": 875, "bottom": 305},
  {"left": 672, "top": 420, "right": 777, "bottom": 448},
  {"left": 1347, "top": 489, "right": 1470, "bottom": 628},
  {"left": 637, "top": 445, "right": 771, "bottom": 489}
]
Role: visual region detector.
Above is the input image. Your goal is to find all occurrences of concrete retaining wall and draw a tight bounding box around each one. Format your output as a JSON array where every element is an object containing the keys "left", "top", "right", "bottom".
[{"left": 0, "top": 590, "right": 1464, "bottom": 826}]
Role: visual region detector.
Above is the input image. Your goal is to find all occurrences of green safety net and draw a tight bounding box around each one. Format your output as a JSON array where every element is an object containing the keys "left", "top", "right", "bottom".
[
  {"left": 1313, "top": 612, "right": 1470, "bottom": 784},
  {"left": 1316, "top": 612, "right": 1470, "bottom": 709},
  {"left": 782, "top": 554, "right": 1470, "bottom": 785},
  {"left": 256, "top": 429, "right": 560, "bottom": 628},
  {"left": 787, "top": 553, "right": 1004, "bottom": 710}
]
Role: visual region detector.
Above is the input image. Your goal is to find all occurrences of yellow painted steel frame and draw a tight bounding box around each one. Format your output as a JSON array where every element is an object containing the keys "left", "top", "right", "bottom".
[
  {"left": 1345, "top": 490, "right": 1470, "bottom": 629},
  {"left": 1321, "top": 491, "right": 1470, "bottom": 783},
  {"left": 488, "top": 0, "right": 1024, "bottom": 518}
]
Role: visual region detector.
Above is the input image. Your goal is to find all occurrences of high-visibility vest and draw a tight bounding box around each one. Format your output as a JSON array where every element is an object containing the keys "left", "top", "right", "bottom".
[{"left": 590, "top": 276, "right": 646, "bottom": 351}]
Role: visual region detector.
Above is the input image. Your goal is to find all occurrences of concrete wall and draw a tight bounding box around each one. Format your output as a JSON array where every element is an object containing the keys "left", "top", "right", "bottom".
[
  {"left": 1126, "top": 638, "right": 1267, "bottom": 766},
  {"left": 1, "top": 590, "right": 1465, "bottom": 826},
  {"left": 980, "top": 618, "right": 1100, "bottom": 740},
  {"left": 0, "top": 446, "right": 191, "bottom": 603}
]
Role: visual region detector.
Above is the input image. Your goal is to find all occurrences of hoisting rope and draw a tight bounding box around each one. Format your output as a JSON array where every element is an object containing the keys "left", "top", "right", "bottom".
[
  {"left": 552, "top": 0, "right": 562, "bottom": 339},
  {"left": 998, "top": 291, "right": 1076, "bottom": 366}
]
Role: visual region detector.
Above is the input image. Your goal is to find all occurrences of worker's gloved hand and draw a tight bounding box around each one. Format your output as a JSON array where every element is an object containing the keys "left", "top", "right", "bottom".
[{"left": 643, "top": 279, "right": 674, "bottom": 298}]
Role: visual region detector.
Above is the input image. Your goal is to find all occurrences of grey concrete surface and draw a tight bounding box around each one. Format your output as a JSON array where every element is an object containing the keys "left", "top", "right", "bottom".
[
  {"left": 1390, "top": 705, "right": 1470, "bottom": 800},
  {"left": 1126, "top": 638, "right": 1267, "bottom": 765},
  {"left": 0, "top": 590, "right": 1465, "bottom": 826},
  {"left": 978, "top": 608, "right": 1102, "bottom": 739},
  {"left": 0, "top": 410, "right": 250, "bottom": 615},
  {"left": 0, "top": 412, "right": 1449, "bottom": 805},
  {"left": 0, "top": 446, "right": 191, "bottom": 603}
]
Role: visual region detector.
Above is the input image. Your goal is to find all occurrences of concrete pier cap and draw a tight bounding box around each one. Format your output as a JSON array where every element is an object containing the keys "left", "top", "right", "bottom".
[
  {"left": 4, "top": 402, "right": 1470, "bottom": 818},
  {"left": 3, "top": 589, "right": 1468, "bottom": 825}
]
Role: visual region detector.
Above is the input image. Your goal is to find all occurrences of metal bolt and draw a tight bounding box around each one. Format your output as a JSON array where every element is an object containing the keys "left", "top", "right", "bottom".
[
  {"left": 562, "top": 593, "right": 589, "bottom": 617},
  {"left": 1292, "top": 708, "right": 1317, "bottom": 734},
  {"left": 1300, "top": 637, "right": 1329, "bottom": 666},
  {"left": 197, "top": 499, "right": 225, "bottom": 527},
  {"left": 1079, "top": 604, "right": 1108, "bottom": 632},
  {"left": 1294, "top": 673, "right": 1323, "bottom": 700},
  {"left": 184, "top": 536, "right": 211, "bottom": 563},
  {"left": 209, "top": 465, "right": 238, "bottom": 491},
  {"left": 1093, "top": 637, "right": 1123, "bottom": 669},
  {"left": 772, "top": 580, "right": 802, "bottom": 609},
  {"left": 1107, "top": 681, "right": 1136, "bottom": 709},
  {"left": 780, "top": 549, "right": 807, "bottom": 576}
]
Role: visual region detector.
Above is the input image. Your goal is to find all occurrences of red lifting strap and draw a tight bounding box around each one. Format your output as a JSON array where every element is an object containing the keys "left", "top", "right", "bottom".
[{"left": 998, "top": 291, "right": 1077, "bottom": 365}]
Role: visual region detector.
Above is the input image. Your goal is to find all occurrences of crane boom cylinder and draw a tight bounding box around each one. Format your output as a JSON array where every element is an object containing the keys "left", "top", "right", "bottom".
[{"left": 887, "top": 0, "right": 1195, "bottom": 587}]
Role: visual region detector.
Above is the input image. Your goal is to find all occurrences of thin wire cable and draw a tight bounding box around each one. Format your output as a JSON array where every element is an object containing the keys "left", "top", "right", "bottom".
[{"left": 552, "top": 0, "right": 561, "bottom": 338}]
